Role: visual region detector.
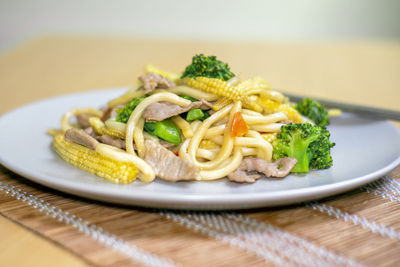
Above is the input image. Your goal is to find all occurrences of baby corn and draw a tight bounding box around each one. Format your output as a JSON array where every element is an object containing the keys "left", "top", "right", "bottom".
[
  {"left": 53, "top": 134, "right": 137, "bottom": 184},
  {"left": 184, "top": 77, "right": 263, "bottom": 112},
  {"left": 259, "top": 97, "right": 302, "bottom": 123},
  {"left": 184, "top": 77, "right": 243, "bottom": 100},
  {"left": 89, "top": 117, "right": 125, "bottom": 139}
]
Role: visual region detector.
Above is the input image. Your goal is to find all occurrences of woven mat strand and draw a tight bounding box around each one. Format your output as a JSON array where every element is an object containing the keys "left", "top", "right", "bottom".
[{"left": 0, "top": 165, "right": 399, "bottom": 267}]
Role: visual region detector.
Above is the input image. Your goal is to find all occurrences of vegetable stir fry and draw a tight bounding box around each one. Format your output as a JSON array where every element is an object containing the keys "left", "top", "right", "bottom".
[{"left": 49, "top": 54, "right": 335, "bottom": 184}]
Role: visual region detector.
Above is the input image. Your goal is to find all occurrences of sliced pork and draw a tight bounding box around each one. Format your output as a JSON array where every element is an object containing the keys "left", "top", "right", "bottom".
[
  {"left": 143, "top": 99, "right": 212, "bottom": 122},
  {"left": 83, "top": 126, "right": 98, "bottom": 138},
  {"left": 159, "top": 139, "right": 177, "bottom": 150},
  {"left": 97, "top": 135, "right": 126, "bottom": 149},
  {"left": 139, "top": 72, "right": 175, "bottom": 93},
  {"left": 197, "top": 99, "right": 213, "bottom": 110},
  {"left": 228, "top": 157, "right": 297, "bottom": 183},
  {"left": 76, "top": 114, "right": 94, "bottom": 128},
  {"left": 65, "top": 128, "right": 99, "bottom": 150},
  {"left": 144, "top": 140, "right": 198, "bottom": 181},
  {"left": 227, "top": 172, "right": 261, "bottom": 183}
]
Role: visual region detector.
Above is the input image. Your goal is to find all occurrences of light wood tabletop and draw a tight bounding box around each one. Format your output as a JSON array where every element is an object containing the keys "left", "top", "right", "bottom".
[{"left": 0, "top": 36, "right": 399, "bottom": 266}]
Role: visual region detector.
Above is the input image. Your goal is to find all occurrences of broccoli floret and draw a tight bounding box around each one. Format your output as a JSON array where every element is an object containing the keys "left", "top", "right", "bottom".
[
  {"left": 115, "top": 96, "right": 146, "bottom": 123},
  {"left": 181, "top": 54, "right": 235, "bottom": 81},
  {"left": 272, "top": 123, "right": 335, "bottom": 173},
  {"left": 295, "top": 98, "right": 329, "bottom": 127}
]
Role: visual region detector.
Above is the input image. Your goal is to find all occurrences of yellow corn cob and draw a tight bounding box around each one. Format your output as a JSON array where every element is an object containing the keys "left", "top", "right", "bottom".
[
  {"left": 261, "top": 133, "right": 277, "bottom": 143},
  {"left": 89, "top": 117, "right": 125, "bottom": 139},
  {"left": 53, "top": 134, "right": 137, "bottom": 184},
  {"left": 199, "top": 140, "right": 220, "bottom": 150},
  {"left": 184, "top": 77, "right": 245, "bottom": 100},
  {"left": 212, "top": 97, "right": 233, "bottom": 111},
  {"left": 145, "top": 64, "right": 181, "bottom": 83},
  {"left": 185, "top": 77, "right": 274, "bottom": 113},
  {"left": 259, "top": 97, "right": 302, "bottom": 123},
  {"left": 184, "top": 77, "right": 261, "bottom": 111}
]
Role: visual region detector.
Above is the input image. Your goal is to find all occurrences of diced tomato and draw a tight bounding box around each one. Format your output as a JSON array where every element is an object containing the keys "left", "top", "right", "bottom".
[
  {"left": 230, "top": 112, "right": 248, "bottom": 137},
  {"left": 173, "top": 151, "right": 179, "bottom": 156}
]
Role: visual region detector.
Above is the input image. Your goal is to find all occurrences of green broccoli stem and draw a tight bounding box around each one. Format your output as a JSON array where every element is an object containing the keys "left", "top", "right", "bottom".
[
  {"left": 289, "top": 133, "right": 318, "bottom": 173},
  {"left": 290, "top": 148, "right": 311, "bottom": 173}
]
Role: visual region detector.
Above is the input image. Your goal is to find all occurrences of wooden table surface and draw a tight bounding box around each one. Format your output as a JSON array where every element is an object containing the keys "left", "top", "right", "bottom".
[{"left": 0, "top": 36, "right": 399, "bottom": 266}]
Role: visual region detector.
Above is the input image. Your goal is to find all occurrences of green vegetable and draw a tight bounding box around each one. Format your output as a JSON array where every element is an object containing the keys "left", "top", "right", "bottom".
[
  {"left": 144, "top": 119, "right": 182, "bottom": 145},
  {"left": 180, "top": 94, "right": 198, "bottom": 102},
  {"left": 272, "top": 123, "right": 335, "bottom": 173},
  {"left": 115, "top": 96, "right": 146, "bottom": 123},
  {"left": 295, "top": 98, "right": 329, "bottom": 127},
  {"left": 186, "top": 108, "right": 204, "bottom": 121},
  {"left": 143, "top": 122, "right": 156, "bottom": 134},
  {"left": 202, "top": 110, "right": 210, "bottom": 120},
  {"left": 179, "top": 95, "right": 211, "bottom": 121},
  {"left": 181, "top": 54, "right": 235, "bottom": 81}
]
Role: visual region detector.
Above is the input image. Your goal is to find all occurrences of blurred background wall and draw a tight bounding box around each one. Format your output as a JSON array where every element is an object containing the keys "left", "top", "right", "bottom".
[{"left": 0, "top": 0, "right": 399, "bottom": 53}]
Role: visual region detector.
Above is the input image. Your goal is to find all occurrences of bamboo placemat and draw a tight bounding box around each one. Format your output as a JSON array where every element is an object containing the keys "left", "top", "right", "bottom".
[{"left": 0, "top": 163, "right": 399, "bottom": 266}]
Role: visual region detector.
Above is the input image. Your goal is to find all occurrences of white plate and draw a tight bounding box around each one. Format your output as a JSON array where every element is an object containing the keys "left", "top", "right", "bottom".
[{"left": 0, "top": 88, "right": 399, "bottom": 210}]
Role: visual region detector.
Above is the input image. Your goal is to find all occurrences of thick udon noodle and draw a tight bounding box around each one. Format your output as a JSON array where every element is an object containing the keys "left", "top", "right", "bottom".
[{"left": 58, "top": 82, "right": 289, "bottom": 182}]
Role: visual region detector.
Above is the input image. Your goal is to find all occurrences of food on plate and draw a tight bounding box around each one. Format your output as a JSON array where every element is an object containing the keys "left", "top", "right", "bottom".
[
  {"left": 295, "top": 98, "right": 330, "bottom": 127},
  {"left": 272, "top": 123, "right": 334, "bottom": 173},
  {"left": 48, "top": 54, "right": 335, "bottom": 184}
]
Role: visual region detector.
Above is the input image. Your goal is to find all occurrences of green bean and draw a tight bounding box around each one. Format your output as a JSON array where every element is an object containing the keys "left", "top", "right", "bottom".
[
  {"left": 186, "top": 108, "right": 204, "bottom": 121},
  {"left": 144, "top": 119, "right": 182, "bottom": 145}
]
